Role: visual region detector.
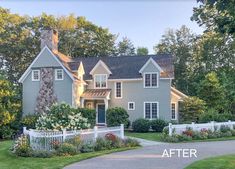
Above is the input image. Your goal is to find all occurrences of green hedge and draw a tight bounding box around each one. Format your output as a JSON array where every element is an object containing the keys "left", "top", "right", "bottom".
[
  {"left": 74, "top": 108, "right": 96, "bottom": 127},
  {"left": 106, "top": 107, "right": 129, "bottom": 127}
]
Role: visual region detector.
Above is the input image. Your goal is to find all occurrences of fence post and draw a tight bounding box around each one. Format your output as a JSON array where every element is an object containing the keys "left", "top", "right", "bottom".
[
  {"left": 120, "top": 124, "right": 124, "bottom": 139},
  {"left": 62, "top": 129, "right": 67, "bottom": 142},
  {"left": 94, "top": 126, "right": 98, "bottom": 141},
  {"left": 23, "top": 127, "right": 27, "bottom": 134},
  {"left": 211, "top": 121, "right": 215, "bottom": 132},
  {"left": 169, "top": 123, "right": 172, "bottom": 136},
  {"left": 228, "top": 120, "right": 233, "bottom": 130},
  {"left": 191, "top": 122, "right": 195, "bottom": 131}
]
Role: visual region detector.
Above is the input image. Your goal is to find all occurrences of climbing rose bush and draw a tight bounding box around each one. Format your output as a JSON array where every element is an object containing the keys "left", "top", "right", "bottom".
[{"left": 36, "top": 103, "right": 90, "bottom": 130}]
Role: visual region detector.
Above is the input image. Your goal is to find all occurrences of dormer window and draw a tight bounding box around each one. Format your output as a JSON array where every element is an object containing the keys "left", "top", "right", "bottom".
[
  {"left": 32, "top": 70, "right": 40, "bottom": 81},
  {"left": 144, "top": 72, "right": 158, "bottom": 88},
  {"left": 94, "top": 74, "right": 107, "bottom": 88},
  {"left": 55, "top": 69, "right": 64, "bottom": 80}
]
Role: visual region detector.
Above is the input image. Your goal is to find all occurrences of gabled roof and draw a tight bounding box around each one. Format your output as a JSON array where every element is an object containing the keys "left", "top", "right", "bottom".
[
  {"left": 139, "top": 57, "right": 163, "bottom": 73},
  {"left": 18, "top": 46, "right": 75, "bottom": 83},
  {"left": 171, "top": 87, "right": 188, "bottom": 100},
  {"left": 89, "top": 60, "right": 112, "bottom": 75},
  {"left": 65, "top": 54, "right": 174, "bottom": 80}
]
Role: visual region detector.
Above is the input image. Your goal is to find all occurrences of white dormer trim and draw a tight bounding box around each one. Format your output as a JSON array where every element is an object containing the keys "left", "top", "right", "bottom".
[
  {"left": 139, "top": 57, "right": 163, "bottom": 74},
  {"left": 89, "top": 60, "right": 112, "bottom": 75},
  {"left": 18, "top": 46, "right": 74, "bottom": 83},
  {"left": 78, "top": 61, "right": 85, "bottom": 75}
]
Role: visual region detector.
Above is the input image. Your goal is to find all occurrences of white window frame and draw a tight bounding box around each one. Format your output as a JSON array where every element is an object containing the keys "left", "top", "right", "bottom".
[
  {"left": 94, "top": 74, "right": 108, "bottom": 89},
  {"left": 143, "top": 72, "right": 159, "bottom": 88},
  {"left": 128, "top": 102, "right": 135, "bottom": 110},
  {"left": 143, "top": 102, "right": 159, "bottom": 119},
  {"left": 32, "top": 70, "right": 40, "bottom": 81},
  {"left": 55, "top": 69, "right": 64, "bottom": 80},
  {"left": 115, "top": 82, "right": 122, "bottom": 99},
  {"left": 171, "top": 102, "right": 177, "bottom": 120}
]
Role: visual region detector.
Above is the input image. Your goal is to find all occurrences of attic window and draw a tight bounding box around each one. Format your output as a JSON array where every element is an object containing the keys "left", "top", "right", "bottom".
[
  {"left": 55, "top": 69, "right": 64, "bottom": 80},
  {"left": 32, "top": 70, "right": 40, "bottom": 81}
]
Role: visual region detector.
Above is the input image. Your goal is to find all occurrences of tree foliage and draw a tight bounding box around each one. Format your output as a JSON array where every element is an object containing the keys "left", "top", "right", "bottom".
[
  {"left": 137, "top": 47, "right": 148, "bottom": 55},
  {"left": 117, "top": 37, "right": 136, "bottom": 56},
  {"left": 154, "top": 25, "right": 197, "bottom": 95},
  {"left": 197, "top": 72, "right": 226, "bottom": 112},
  {"left": 0, "top": 8, "right": 136, "bottom": 84},
  {"left": 179, "top": 97, "right": 206, "bottom": 123},
  {"left": 192, "top": 0, "right": 235, "bottom": 35}
]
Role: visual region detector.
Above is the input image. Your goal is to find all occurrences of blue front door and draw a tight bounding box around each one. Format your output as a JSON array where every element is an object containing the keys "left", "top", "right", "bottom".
[{"left": 97, "top": 104, "right": 105, "bottom": 124}]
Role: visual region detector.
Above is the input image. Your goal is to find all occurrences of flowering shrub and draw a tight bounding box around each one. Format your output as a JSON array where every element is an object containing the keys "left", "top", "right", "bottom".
[
  {"left": 51, "top": 140, "right": 61, "bottom": 150},
  {"left": 12, "top": 134, "right": 32, "bottom": 157},
  {"left": 105, "top": 133, "right": 117, "bottom": 142},
  {"left": 21, "top": 114, "right": 39, "bottom": 129},
  {"left": 182, "top": 129, "right": 193, "bottom": 137},
  {"left": 36, "top": 103, "right": 90, "bottom": 130}
]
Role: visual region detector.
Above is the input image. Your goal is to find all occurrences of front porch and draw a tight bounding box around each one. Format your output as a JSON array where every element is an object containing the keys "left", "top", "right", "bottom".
[{"left": 81, "top": 89, "right": 111, "bottom": 125}]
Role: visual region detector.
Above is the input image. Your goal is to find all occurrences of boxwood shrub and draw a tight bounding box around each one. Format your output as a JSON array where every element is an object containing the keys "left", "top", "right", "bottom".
[
  {"left": 132, "top": 118, "right": 150, "bottom": 132},
  {"left": 150, "top": 119, "right": 168, "bottom": 132},
  {"left": 106, "top": 107, "right": 129, "bottom": 127}
]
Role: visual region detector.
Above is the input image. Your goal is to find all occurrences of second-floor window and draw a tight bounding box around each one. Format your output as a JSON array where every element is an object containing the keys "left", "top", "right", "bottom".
[
  {"left": 55, "top": 69, "right": 64, "bottom": 80},
  {"left": 32, "top": 70, "right": 40, "bottom": 81},
  {"left": 115, "top": 82, "right": 122, "bottom": 98},
  {"left": 94, "top": 74, "right": 107, "bottom": 88},
  {"left": 144, "top": 73, "right": 158, "bottom": 88}
]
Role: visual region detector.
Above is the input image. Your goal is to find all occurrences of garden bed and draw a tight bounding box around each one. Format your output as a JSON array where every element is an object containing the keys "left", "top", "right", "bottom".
[{"left": 0, "top": 141, "right": 139, "bottom": 169}]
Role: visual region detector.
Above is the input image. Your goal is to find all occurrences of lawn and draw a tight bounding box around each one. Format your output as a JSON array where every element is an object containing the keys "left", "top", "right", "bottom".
[
  {"left": 185, "top": 154, "right": 235, "bottom": 169},
  {"left": 0, "top": 141, "right": 137, "bottom": 169},
  {"left": 125, "top": 131, "right": 162, "bottom": 141}
]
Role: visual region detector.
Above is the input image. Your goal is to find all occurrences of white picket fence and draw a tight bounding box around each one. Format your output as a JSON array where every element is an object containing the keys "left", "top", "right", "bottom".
[
  {"left": 23, "top": 124, "right": 124, "bottom": 151},
  {"left": 168, "top": 120, "right": 235, "bottom": 136}
]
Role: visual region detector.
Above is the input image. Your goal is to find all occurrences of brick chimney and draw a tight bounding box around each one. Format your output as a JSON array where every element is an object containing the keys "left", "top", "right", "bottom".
[{"left": 40, "top": 29, "right": 58, "bottom": 52}]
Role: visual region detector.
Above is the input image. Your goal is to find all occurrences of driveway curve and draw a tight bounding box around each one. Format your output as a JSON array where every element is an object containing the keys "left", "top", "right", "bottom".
[{"left": 64, "top": 140, "right": 235, "bottom": 169}]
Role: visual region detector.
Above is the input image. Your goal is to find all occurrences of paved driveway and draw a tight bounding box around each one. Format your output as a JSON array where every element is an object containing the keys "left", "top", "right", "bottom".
[{"left": 65, "top": 140, "right": 235, "bottom": 169}]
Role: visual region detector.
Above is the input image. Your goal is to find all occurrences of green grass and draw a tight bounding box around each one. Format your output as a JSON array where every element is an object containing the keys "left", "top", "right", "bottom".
[
  {"left": 185, "top": 154, "right": 235, "bottom": 169},
  {"left": 125, "top": 131, "right": 162, "bottom": 141},
  {"left": 0, "top": 141, "right": 137, "bottom": 169}
]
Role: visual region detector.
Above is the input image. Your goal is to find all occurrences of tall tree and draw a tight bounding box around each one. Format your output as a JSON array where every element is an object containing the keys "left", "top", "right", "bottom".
[
  {"left": 117, "top": 37, "right": 136, "bottom": 56},
  {"left": 192, "top": 0, "right": 235, "bottom": 35},
  {"left": 0, "top": 8, "right": 118, "bottom": 83},
  {"left": 154, "top": 25, "right": 197, "bottom": 95},
  {"left": 137, "top": 47, "right": 148, "bottom": 55},
  {"left": 197, "top": 72, "right": 226, "bottom": 112}
]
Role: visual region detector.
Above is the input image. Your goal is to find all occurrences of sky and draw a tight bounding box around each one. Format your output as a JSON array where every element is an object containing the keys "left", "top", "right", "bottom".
[{"left": 0, "top": 0, "right": 204, "bottom": 54}]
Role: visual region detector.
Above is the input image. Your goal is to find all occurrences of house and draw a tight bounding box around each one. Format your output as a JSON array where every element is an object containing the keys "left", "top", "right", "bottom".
[{"left": 19, "top": 29, "right": 187, "bottom": 125}]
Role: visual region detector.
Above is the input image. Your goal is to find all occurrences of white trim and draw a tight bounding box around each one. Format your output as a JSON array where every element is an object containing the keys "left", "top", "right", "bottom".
[
  {"left": 31, "top": 70, "right": 40, "bottom": 81},
  {"left": 171, "top": 102, "right": 177, "bottom": 120},
  {"left": 108, "top": 78, "right": 142, "bottom": 81},
  {"left": 55, "top": 69, "right": 64, "bottom": 80},
  {"left": 171, "top": 87, "right": 188, "bottom": 98},
  {"left": 143, "top": 101, "right": 159, "bottom": 120},
  {"left": 115, "top": 82, "right": 122, "bottom": 99},
  {"left": 86, "top": 78, "right": 142, "bottom": 82},
  {"left": 128, "top": 102, "right": 135, "bottom": 110},
  {"left": 96, "top": 103, "right": 106, "bottom": 125},
  {"left": 171, "top": 91, "right": 182, "bottom": 99},
  {"left": 94, "top": 74, "right": 108, "bottom": 89},
  {"left": 18, "top": 46, "right": 74, "bottom": 83},
  {"left": 143, "top": 72, "right": 159, "bottom": 88},
  {"left": 90, "top": 60, "right": 112, "bottom": 75},
  {"left": 139, "top": 57, "right": 163, "bottom": 73},
  {"left": 72, "top": 82, "right": 74, "bottom": 107}
]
